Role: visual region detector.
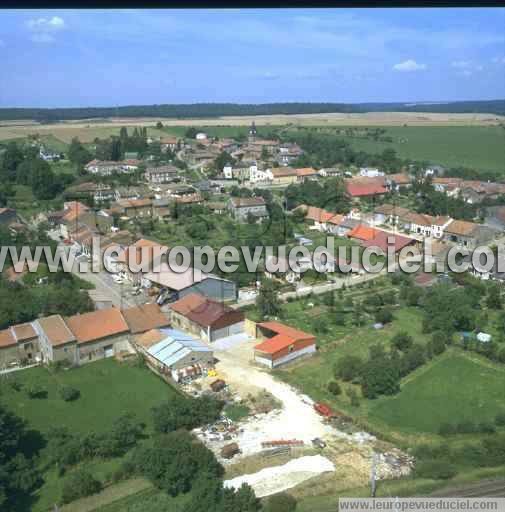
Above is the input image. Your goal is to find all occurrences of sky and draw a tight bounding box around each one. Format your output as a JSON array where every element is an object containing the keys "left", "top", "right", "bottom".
[{"left": 0, "top": 8, "right": 504, "bottom": 108}]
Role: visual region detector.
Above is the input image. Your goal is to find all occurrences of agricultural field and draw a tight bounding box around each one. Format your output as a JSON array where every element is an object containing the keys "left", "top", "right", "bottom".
[
  {"left": 369, "top": 352, "right": 505, "bottom": 435},
  {"left": 289, "top": 125, "right": 505, "bottom": 173}
]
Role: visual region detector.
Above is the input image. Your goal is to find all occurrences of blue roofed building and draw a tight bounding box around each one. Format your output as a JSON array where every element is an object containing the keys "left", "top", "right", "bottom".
[{"left": 134, "top": 327, "right": 214, "bottom": 381}]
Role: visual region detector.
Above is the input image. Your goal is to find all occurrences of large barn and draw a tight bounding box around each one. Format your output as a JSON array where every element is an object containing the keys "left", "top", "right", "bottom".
[
  {"left": 254, "top": 321, "right": 316, "bottom": 368},
  {"left": 169, "top": 293, "right": 245, "bottom": 342}
]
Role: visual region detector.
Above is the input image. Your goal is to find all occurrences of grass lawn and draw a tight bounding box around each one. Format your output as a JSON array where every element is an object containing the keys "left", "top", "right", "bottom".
[
  {"left": 0, "top": 359, "right": 180, "bottom": 511},
  {"left": 1, "top": 358, "right": 179, "bottom": 435},
  {"left": 369, "top": 351, "right": 505, "bottom": 434}
]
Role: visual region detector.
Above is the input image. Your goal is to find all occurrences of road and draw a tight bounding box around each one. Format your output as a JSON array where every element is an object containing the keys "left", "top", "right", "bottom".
[{"left": 431, "top": 478, "right": 505, "bottom": 498}]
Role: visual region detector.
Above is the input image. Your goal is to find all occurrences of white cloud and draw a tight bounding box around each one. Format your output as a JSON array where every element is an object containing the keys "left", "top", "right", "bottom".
[
  {"left": 27, "top": 16, "right": 65, "bottom": 30},
  {"left": 451, "top": 60, "right": 483, "bottom": 76},
  {"left": 393, "top": 59, "right": 427, "bottom": 72},
  {"left": 26, "top": 15, "right": 65, "bottom": 43}
]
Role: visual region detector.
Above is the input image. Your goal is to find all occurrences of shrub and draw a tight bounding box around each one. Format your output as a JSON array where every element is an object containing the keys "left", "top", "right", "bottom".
[
  {"left": 375, "top": 307, "right": 393, "bottom": 324},
  {"left": 59, "top": 386, "right": 80, "bottom": 402},
  {"left": 456, "top": 421, "right": 477, "bottom": 434},
  {"left": 495, "top": 412, "right": 505, "bottom": 427},
  {"left": 391, "top": 331, "right": 413, "bottom": 351},
  {"left": 26, "top": 384, "right": 47, "bottom": 399},
  {"left": 414, "top": 460, "right": 457, "bottom": 480},
  {"left": 346, "top": 388, "right": 360, "bottom": 407},
  {"left": 264, "top": 492, "right": 298, "bottom": 512},
  {"left": 478, "top": 422, "right": 496, "bottom": 434},
  {"left": 327, "top": 381, "right": 342, "bottom": 396},
  {"left": 62, "top": 469, "right": 101, "bottom": 504},
  {"left": 438, "top": 423, "right": 456, "bottom": 436},
  {"left": 9, "top": 379, "right": 23, "bottom": 391},
  {"left": 334, "top": 355, "right": 364, "bottom": 382}
]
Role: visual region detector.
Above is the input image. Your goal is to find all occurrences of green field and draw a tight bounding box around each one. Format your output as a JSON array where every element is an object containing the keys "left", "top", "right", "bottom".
[
  {"left": 339, "top": 126, "right": 505, "bottom": 173},
  {"left": 1, "top": 358, "right": 178, "bottom": 434},
  {"left": 369, "top": 352, "right": 505, "bottom": 434}
]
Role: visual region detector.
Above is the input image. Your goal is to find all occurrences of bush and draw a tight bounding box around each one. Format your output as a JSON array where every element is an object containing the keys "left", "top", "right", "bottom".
[
  {"left": 334, "top": 355, "right": 364, "bottom": 382},
  {"left": 438, "top": 423, "right": 456, "bottom": 436},
  {"left": 478, "top": 422, "right": 496, "bottom": 434},
  {"left": 495, "top": 412, "right": 505, "bottom": 427},
  {"left": 414, "top": 460, "right": 457, "bottom": 480},
  {"left": 327, "top": 381, "right": 342, "bottom": 396},
  {"left": 26, "top": 384, "right": 47, "bottom": 399},
  {"left": 59, "top": 386, "right": 80, "bottom": 402},
  {"left": 456, "top": 420, "right": 477, "bottom": 434},
  {"left": 62, "top": 469, "right": 102, "bottom": 503},
  {"left": 264, "top": 492, "right": 298, "bottom": 512},
  {"left": 391, "top": 331, "right": 413, "bottom": 351},
  {"left": 375, "top": 307, "right": 393, "bottom": 324}
]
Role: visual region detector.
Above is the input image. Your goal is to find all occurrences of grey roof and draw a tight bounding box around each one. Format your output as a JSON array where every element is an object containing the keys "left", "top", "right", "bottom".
[{"left": 147, "top": 328, "right": 212, "bottom": 368}]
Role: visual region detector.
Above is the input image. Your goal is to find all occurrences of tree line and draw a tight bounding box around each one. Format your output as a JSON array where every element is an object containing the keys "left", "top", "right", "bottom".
[{"left": 0, "top": 99, "right": 503, "bottom": 121}]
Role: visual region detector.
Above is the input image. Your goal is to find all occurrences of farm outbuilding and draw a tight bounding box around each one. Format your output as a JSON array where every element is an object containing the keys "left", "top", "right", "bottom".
[
  {"left": 254, "top": 321, "right": 316, "bottom": 368},
  {"left": 169, "top": 293, "right": 245, "bottom": 342},
  {"left": 135, "top": 328, "right": 214, "bottom": 377}
]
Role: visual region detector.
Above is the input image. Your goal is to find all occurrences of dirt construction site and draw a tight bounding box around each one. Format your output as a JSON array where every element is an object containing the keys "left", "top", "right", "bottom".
[{"left": 186, "top": 337, "right": 414, "bottom": 498}]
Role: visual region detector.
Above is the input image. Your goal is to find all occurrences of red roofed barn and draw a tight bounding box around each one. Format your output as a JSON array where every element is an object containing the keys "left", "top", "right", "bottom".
[{"left": 254, "top": 321, "right": 316, "bottom": 368}]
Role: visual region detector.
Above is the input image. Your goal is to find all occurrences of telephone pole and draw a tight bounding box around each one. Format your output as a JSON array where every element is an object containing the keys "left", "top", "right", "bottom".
[{"left": 370, "top": 451, "right": 378, "bottom": 497}]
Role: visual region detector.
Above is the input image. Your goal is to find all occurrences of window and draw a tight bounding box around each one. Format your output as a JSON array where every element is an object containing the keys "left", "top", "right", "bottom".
[{"left": 289, "top": 345, "right": 294, "bottom": 353}]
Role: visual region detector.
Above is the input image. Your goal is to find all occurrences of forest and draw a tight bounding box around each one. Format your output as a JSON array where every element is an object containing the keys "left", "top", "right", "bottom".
[{"left": 0, "top": 99, "right": 504, "bottom": 122}]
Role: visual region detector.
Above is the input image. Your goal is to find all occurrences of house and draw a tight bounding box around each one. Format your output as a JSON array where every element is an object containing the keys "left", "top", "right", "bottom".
[
  {"left": 87, "top": 290, "right": 114, "bottom": 310},
  {"left": 169, "top": 293, "right": 244, "bottom": 342},
  {"left": 145, "top": 165, "right": 180, "bottom": 184},
  {"left": 345, "top": 177, "right": 388, "bottom": 199},
  {"left": 174, "top": 193, "right": 203, "bottom": 206},
  {"left": 301, "top": 206, "right": 344, "bottom": 234},
  {"left": 112, "top": 198, "right": 153, "bottom": 219},
  {"left": 143, "top": 263, "right": 237, "bottom": 302},
  {"left": 318, "top": 168, "right": 341, "bottom": 178},
  {"left": 152, "top": 198, "right": 172, "bottom": 220},
  {"left": 35, "top": 315, "right": 78, "bottom": 365},
  {"left": 296, "top": 167, "right": 319, "bottom": 182},
  {"left": 227, "top": 196, "right": 268, "bottom": 223},
  {"left": 386, "top": 173, "right": 412, "bottom": 191},
  {"left": 65, "top": 182, "right": 117, "bottom": 203},
  {"left": 402, "top": 212, "right": 453, "bottom": 239},
  {"left": 254, "top": 321, "right": 316, "bottom": 368},
  {"left": 359, "top": 167, "right": 384, "bottom": 178},
  {"left": 65, "top": 308, "right": 130, "bottom": 364},
  {"left": 0, "top": 322, "right": 41, "bottom": 368},
  {"left": 443, "top": 220, "right": 495, "bottom": 250},
  {"left": 223, "top": 163, "right": 254, "bottom": 181},
  {"left": 57, "top": 201, "right": 91, "bottom": 239},
  {"left": 135, "top": 328, "right": 214, "bottom": 380},
  {"left": 271, "top": 167, "right": 298, "bottom": 185},
  {"left": 159, "top": 136, "right": 179, "bottom": 152},
  {"left": 278, "top": 143, "right": 303, "bottom": 166},
  {"left": 347, "top": 224, "right": 379, "bottom": 243},
  {"left": 85, "top": 159, "right": 123, "bottom": 175},
  {"left": 115, "top": 186, "right": 152, "bottom": 201},
  {"left": 115, "top": 238, "right": 168, "bottom": 285},
  {"left": 362, "top": 231, "right": 417, "bottom": 255},
  {"left": 337, "top": 217, "right": 361, "bottom": 237},
  {"left": 459, "top": 181, "right": 505, "bottom": 204},
  {"left": 0, "top": 208, "right": 18, "bottom": 226},
  {"left": 121, "top": 303, "right": 170, "bottom": 335},
  {"left": 249, "top": 165, "right": 273, "bottom": 184},
  {"left": 372, "top": 204, "right": 410, "bottom": 227},
  {"left": 206, "top": 201, "right": 227, "bottom": 214}
]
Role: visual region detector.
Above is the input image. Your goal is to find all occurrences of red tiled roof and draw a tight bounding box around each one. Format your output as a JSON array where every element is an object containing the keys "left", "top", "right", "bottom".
[
  {"left": 65, "top": 308, "right": 129, "bottom": 344},
  {"left": 37, "top": 315, "right": 76, "bottom": 347},
  {"left": 122, "top": 303, "right": 170, "bottom": 334},
  {"left": 0, "top": 329, "right": 16, "bottom": 348},
  {"left": 347, "top": 224, "right": 379, "bottom": 242},
  {"left": 362, "top": 231, "right": 416, "bottom": 253},
  {"left": 257, "top": 321, "right": 314, "bottom": 342},
  {"left": 345, "top": 179, "right": 387, "bottom": 197},
  {"left": 12, "top": 323, "right": 37, "bottom": 342},
  {"left": 296, "top": 167, "right": 318, "bottom": 177}
]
